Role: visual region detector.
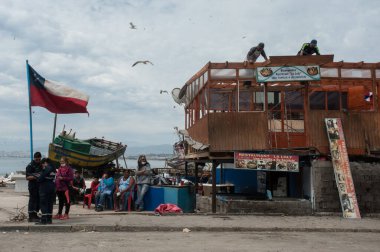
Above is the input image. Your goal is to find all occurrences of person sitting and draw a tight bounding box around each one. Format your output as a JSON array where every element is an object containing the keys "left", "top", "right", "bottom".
[
  {"left": 70, "top": 170, "right": 86, "bottom": 204},
  {"left": 90, "top": 177, "right": 100, "bottom": 197},
  {"left": 113, "top": 170, "right": 135, "bottom": 212},
  {"left": 297, "top": 39, "right": 320, "bottom": 56},
  {"left": 95, "top": 172, "right": 114, "bottom": 211},
  {"left": 83, "top": 177, "right": 100, "bottom": 208}
]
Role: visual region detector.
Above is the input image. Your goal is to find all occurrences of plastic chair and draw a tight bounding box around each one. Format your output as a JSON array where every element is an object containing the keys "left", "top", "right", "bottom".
[
  {"left": 83, "top": 189, "right": 97, "bottom": 209},
  {"left": 83, "top": 193, "right": 92, "bottom": 209},
  {"left": 121, "top": 191, "right": 134, "bottom": 211}
]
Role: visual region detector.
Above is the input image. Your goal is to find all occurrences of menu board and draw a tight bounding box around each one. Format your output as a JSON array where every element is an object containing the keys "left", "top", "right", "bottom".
[{"left": 235, "top": 153, "right": 299, "bottom": 172}]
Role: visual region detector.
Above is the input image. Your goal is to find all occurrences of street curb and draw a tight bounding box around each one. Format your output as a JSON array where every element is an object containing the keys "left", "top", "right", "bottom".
[{"left": 0, "top": 225, "right": 379, "bottom": 233}]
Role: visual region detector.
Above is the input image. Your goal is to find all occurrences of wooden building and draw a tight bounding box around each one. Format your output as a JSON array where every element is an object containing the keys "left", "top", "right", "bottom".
[{"left": 177, "top": 55, "right": 380, "bottom": 213}]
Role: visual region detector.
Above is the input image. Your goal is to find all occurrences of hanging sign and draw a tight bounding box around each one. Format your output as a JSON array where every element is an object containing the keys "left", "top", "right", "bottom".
[
  {"left": 234, "top": 152, "right": 299, "bottom": 172},
  {"left": 256, "top": 65, "right": 320, "bottom": 82},
  {"left": 325, "top": 118, "right": 361, "bottom": 219}
]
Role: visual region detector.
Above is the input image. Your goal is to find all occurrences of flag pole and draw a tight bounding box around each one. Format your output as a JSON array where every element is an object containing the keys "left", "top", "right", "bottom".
[
  {"left": 26, "top": 60, "right": 34, "bottom": 161},
  {"left": 52, "top": 114, "right": 57, "bottom": 142}
]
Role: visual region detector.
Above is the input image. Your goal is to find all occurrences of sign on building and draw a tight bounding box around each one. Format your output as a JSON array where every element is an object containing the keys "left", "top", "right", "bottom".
[
  {"left": 325, "top": 118, "right": 361, "bottom": 219},
  {"left": 234, "top": 153, "right": 299, "bottom": 172},
  {"left": 256, "top": 65, "right": 321, "bottom": 82}
]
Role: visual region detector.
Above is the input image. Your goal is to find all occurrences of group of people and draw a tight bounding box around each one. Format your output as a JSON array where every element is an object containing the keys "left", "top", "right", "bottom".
[
  {"left": 26, "top": 152, "right": 152, "bottom": 225},
  {"left": 92, "top": 155, "right": 151, "bottom": 212},
  {"left": 26, "top": 153, "right": 74, "bottom": 224},
  {"left": 246, "top": 39, "right": 320, "bottom": 63}
]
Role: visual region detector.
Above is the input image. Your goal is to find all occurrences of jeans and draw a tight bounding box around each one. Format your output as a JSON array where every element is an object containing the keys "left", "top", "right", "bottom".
[
  {"left": 96, "top": 191, "right": 112, "bottom": 208},
  {"left": 114, "top": 191, "right": 131, "bottom": 210},
  {"left": 135, "top": 184, "right": 149, "bottom": 210}
]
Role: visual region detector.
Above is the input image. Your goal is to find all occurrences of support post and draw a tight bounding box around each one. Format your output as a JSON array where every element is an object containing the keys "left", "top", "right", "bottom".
[
  {"left": 122, "top": 154, "right": 128, "bottom": 168},
  {"left": 212, "top": 160, "right": 217, "bottom": 213},
  {"left": 52, "top": 114, "right": 57, "bottom": 143},
  {"left": 115, "top": 156, "right": 120, "bottom": 169},
  {"left": 220, "top": 163, "right": 224, "bottom": 184},
  {"left": 26, "top": 60, "right": 33, "bottom": 161},
  {"left": 185, "top": 161, "right": 188, "bottom": 179},
  {"left": 194, "top": 162, "right": 198, "bottom": 194}
]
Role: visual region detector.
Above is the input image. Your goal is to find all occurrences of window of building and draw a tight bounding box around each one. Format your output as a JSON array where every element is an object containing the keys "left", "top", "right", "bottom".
[
  {"left": 327, "top": 92, "right": 340, "bottom": 110},
  {"left": 310, "top": 91, "right": 325, "bottom": 110}
]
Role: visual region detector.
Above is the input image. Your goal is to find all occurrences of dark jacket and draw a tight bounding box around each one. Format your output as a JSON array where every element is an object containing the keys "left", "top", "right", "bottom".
[
  {"left": 247, "top": 47, "right": 268, "bottom": 62},
  {"left": 38, "top": 165, "right": 56, "bottom": 185},
  {"left": 26, "top": 160, "right": 42, "bottom": 190},
  {"left": 298, "top": 43, "right": 320, "bottom": 55}
]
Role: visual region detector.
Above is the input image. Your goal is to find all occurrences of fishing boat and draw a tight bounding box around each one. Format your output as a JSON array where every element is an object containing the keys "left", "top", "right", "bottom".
[{"left": 48, "top": 131, "right": 127, "bottom": 169}]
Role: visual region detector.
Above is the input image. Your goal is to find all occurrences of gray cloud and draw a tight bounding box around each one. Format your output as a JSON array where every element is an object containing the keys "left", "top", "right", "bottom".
[{"left": 0, "top": 0, "right": 379, "bottom": 152}]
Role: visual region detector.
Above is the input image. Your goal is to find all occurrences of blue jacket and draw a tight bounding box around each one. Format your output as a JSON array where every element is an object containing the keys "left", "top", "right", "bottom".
[{"left": 98, "top": 177, "right": 114, "bottom": 194}]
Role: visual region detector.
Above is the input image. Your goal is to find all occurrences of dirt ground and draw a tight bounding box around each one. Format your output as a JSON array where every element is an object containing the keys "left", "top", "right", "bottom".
[{"left": 0, "top": 231, "right": 379, "bottom": 252}]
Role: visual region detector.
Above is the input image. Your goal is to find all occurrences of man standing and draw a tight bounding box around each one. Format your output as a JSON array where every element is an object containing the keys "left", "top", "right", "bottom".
[
  {"left": 135, "top": 155, "right": 151, "bottom": 211},
  {"left": 246, "top": 42, "right": 268, "bottom": 63},
  {"left": 36, "top": 158, "right": 56, "bottom": 225},
  {"left": 298, "top": 39, "right": 320, "bottom": 56},
  {"left": 25, "top": 152, "right": 42, "bottom": 222}
]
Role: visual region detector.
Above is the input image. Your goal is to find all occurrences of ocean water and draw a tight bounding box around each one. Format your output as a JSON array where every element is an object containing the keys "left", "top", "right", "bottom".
[{"left": 0, "top": 157, "right": 166, "bottom": 176}]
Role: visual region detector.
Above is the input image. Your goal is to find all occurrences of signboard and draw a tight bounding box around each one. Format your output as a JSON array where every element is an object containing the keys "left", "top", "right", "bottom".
[
  {"left": 234, "top": 153, "right": 299, "bottom": 172},
  {"left": 256, "top": 65, "right": 321, "bottom": 82},
  {"left": 325, "top": 118, "right": 361, "bottom": 219}
]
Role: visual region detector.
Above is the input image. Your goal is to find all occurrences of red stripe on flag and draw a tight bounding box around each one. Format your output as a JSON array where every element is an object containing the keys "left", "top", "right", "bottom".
[{"left": 30, "top": 84, "right": 88, "bottom": 114}]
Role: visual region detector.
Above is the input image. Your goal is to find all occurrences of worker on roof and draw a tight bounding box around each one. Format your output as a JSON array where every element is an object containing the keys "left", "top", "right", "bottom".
[
  {"left": 246, "top": 42, "right": 268, "bottom": 63},
  {"left": 298, "top": 39, "right": 320, "bottom": 56}
]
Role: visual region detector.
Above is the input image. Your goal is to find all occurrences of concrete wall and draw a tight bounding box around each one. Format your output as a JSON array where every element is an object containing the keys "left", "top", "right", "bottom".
[
  {"left": 196, "top": 195, "right": 312, "bottom": 215},
  {"left": 312, "top": 160, "right": 380, "bottom": 214}
]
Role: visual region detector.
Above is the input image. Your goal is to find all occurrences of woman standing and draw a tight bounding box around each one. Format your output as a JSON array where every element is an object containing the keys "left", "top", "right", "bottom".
[
  {"left": 53, "top": 157, "right": 74, "bottom": 220},
  {"left": 135, "top": 155, "right": 151, "bottom": 211}
]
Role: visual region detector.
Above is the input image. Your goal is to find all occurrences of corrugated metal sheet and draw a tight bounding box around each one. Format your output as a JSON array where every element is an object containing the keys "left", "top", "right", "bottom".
[
  {"left": 208, "top": 112, "right": 268, "bottom": 151},
  {"left": 187, "top": 115, "right": 209, "bottom": 145},
  {"left": 306, "top": 111, "right": 380, "bottom": 155}
]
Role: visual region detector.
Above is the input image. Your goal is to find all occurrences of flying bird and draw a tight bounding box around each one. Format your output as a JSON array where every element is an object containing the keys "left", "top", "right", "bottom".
[
  {"left": 132, "top": 60, "right": 153, "bottom": 67},
  {"left": 129, "top": 22, "right": 137, "bottom": 29},
  {"left": 160, "top": 90, "right": 168, "bottom": 94}
]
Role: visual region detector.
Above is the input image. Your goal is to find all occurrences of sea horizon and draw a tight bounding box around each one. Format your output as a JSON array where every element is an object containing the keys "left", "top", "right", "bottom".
[{"left": 0, "top": 156, "right": 167, "bottom": 176}]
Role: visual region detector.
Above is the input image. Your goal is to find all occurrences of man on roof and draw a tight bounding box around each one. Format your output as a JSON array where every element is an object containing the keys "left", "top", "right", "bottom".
[
  {"left": 298, "top": 39, "right": 320, "bottom": 56},
  {"left": 246, "top": 42, "right": 268, "bottom": 63}
]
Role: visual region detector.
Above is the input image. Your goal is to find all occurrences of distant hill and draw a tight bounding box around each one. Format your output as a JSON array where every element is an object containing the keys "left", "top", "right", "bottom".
[{"left": 126, "top": 144, "right": 173, "bottom": 156}]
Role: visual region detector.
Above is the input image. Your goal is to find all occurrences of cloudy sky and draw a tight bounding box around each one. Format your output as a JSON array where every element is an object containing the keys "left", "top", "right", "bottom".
[{"left": 0, "top": 0, "right": 379, "bottom": 152}]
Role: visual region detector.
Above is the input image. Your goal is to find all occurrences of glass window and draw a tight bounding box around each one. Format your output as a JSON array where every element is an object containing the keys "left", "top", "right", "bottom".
[
  {"left": 239, "top": 91, "right": 251, "bottom": 111},
  {"left": 310, "top": 91, "right": 325, "bottom": 110},
  {"left": 327, "top": 92, "right": 340, "bottom": 110},
  {"left": 254, "top": 91, "right": 264, "bottom": 111},
  {"left": 209, "top": 89, "right": 230, "bottom": 111},
  {"left": 268, "top": 91, "right": 281, "bottom": 110},
  {"left": 341, "top": 92, "right": 348, "bottom": 110},
  {"left": 285, "top": 91, "right": 303, "bottom": 110}
]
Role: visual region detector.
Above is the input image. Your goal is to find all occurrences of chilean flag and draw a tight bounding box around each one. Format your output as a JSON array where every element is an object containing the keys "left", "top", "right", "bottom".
[{"left": 28, "top": 64, "right": 89, "bottom": 114}]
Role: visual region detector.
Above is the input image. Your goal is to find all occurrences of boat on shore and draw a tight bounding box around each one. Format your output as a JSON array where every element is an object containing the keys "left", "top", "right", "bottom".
[{"left": 48, "top": 132, "right": 127, "bottom": 169}]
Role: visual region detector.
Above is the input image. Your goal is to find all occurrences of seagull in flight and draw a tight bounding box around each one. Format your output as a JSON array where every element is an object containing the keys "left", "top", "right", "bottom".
[
  {"left": 132, "top": 60, "right": 153, "bottom": 67},
  {"left": 160, "top": 90, "right": 168, "bottom": 94},
  {"left": 129, "top": 22, "right": 137, "bottom": 29}
]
